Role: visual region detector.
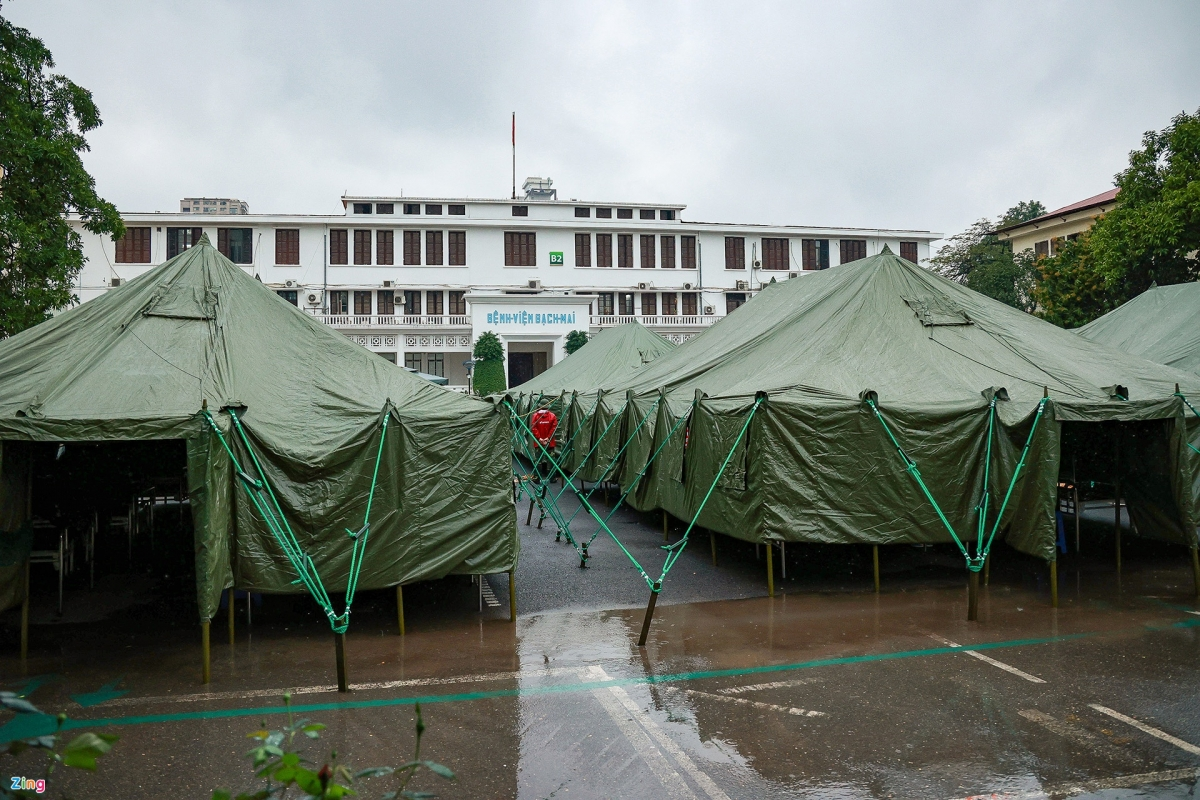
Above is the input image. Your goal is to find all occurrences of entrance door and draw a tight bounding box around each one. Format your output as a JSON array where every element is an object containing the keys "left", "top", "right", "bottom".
[{"left": 509, "top": 352, "right": 535, "bottom": 387}]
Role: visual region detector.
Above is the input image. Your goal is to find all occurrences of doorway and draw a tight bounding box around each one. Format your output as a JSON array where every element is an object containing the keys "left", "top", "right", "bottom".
[{"left": 509, "top": 353, "right": 535, "bottom": 387}]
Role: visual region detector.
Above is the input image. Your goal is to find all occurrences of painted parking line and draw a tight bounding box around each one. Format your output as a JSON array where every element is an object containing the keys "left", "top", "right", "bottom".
[
  {"left": 927, "top": 634, "right": 1046, "bottom": 683},
  {"left": 717, "top": 677, "right": 821, "bottom": 695},
  {"left": 677, "top": 687, "right": 825, "bottom": 718},
  {"left": 948, "top": 767, "right": 1200, "bottom": 800},
  {"left": 1089, "top": 704, "right": 1200, "bottom": 756}
]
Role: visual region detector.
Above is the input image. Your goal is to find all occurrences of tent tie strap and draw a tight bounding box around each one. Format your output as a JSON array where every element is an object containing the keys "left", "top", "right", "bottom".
[
  {"left": 1177, "top": 392, "right": 1200, "bottom": 456},
  {"left": 566, "top": 397, "right": 663, "bottom": 530}
]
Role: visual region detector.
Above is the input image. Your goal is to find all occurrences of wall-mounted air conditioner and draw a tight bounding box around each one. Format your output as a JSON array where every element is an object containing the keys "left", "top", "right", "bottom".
[
  {"left": 704, "top": 305, "right": 715, "bottom": 315},
  {"left": 788, "top": 272, "right": 798, "bottom": 279},
  {"left": 735, "top": 280, "right": 748, "bottom": 291},
  {"left": 305, "top": 291, "right": 322, "bottom": 306},
  {"left": 528, "top": 279, "right": 542, "bottom": 290},
  {"left": 637, "top": 281, "right": 655, "bottom": 290},
  {"left": 110, "top": 277, "right": 122, "bottom": 287},
  {"left": 383, "top": 280, "right": 393, "bottom": 288},
  {"left": 682, "top": 282, "right": 694, "bottom": 290},
  {"left": 285, "top": 279, "right": 297, "bottom": 288}
]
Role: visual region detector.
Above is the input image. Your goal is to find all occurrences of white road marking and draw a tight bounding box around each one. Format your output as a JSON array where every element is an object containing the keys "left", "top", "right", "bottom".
[
  {"left": 927, "top": 634, "right": 1046, "bottom": 683},
  {"left": 480, "top": 578, "right": 501, "bottom": 608},
  {"left": 680, "top": 687, "right": 825, "bottom": 717},
  {"left": 1186, "top": 610, "right": 1200, "bottom": 616},
  {"left": 717, "top": 677, "right": 821, "bottom": 695},
  {"left": 946, "top": 767, "right": 1200, "bottom": 799},
  {"left": 587, "top": 666, "right": 733, "bottom": 800},
  {"left": 1089, "top": 704, "right": 1200, "bottom": 756},
  {"left": 1018, "top": 709, "right": 1102, "bottom": 746}
]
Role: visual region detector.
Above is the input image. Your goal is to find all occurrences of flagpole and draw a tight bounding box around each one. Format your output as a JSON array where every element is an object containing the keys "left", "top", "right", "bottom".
[{"left": 511, "top": 112, "right": 516, "bottom": 200}]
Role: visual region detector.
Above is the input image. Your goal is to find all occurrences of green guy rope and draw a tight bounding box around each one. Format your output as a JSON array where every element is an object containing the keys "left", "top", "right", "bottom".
[{"left": 1178, "top": 391, "right": 1200, "bottom": 456}]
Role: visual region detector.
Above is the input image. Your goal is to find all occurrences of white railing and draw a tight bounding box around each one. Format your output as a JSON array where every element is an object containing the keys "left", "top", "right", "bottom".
[
  {"left": 445, "top": 385, "right": 471, "bottom": 394},
  {"left": 590, "top": 314, "right": 720, "bottom": 327},
  {"left": 312, "top": 314, "right": 471, "bottom": 327}
]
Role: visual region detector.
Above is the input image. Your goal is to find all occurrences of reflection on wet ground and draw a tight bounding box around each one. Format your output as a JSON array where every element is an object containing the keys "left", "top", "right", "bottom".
[{"left": 1, "top": 502, "right": 1199, "bottom": 799}]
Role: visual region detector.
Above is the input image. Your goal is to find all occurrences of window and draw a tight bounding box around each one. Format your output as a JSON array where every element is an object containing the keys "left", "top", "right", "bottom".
[
  {"left": 725, "top": 237, "right": 745, "bottom": 270},
  {"left": 575, "top": 233, "right": 591, "bottom": 267},
  {"left": 802, "top": 239, "right": 830, "bottom": 270},
  {"left": 403, "top": 290, "right": 421, "bottom": 315},
  {"left": 504, "top": 231, "right": 536, "bottom": 266},
  {"left": 641, "top": 292, "right": 657, "bottom": 315},
  {"left": 426, "top": 290, "right": 443, "bottom": 315},
  {"left": 596, "top": 207, "right": 612, "bottom": 219},
  {"left": 377, "top": 230, "right": 394, "bottom": 265},
  {"left": 512, "top": 205, "right": 528, "bottom": 217},
  {"left": 618, "top": 292, "right": 635, "bottom": 316},
  {"left": 403, "top": 231, "right": 420, "bottom": 265},
  {"left": 1034, "top": 240, "right": 1049, "bottom": 258},
  {"left": 425, "top": 204, "right": 442, "bottom": 215},
  {"left": 617, "top": 208, "right": 633, "bottom": 219},
  {"left": 330, "top": 229, "right": 348, "bottom": 265},
  {"left": 448, "top": 290, "right": 466, "bottom": 315},
  {"left": 376, "top": 203, "right": 394, "bottom": 215},
  {"left": 640, "top": 234, "right": 655, "bottom": 268},
  {"left": 403, "top": 203, "right": 420, "bottom": 215},
  {"left": 115, "top": 227, "right": 151, "bottom": 263},
  {"left": 404, "top": 353, "right": 422, "bottom": 371},
  {"left": 426, "top": 230, "right": 443, "bottom": 265},
  {"left": 597, "top": 292, "right": 614, "bottom": 315},
  {"left": 660, "top": 236, "right": 676, "bottom": 269},
  {"left": 448, "top": 231, "right": 466, "bottom": 265},
  {"left": 218, "top": 228, "right": 253, "bottom": 264},
  {"left": 763, "top": 237, "right": 789, "bottom": 270},
  {"left": 662, "top": 210, "right": 676, "bottom": 220},
  {"left": 899, "top": 241, "right": 918, "bottom": 263},
  {"left": 275, "top": 229, "right": 300, "bottom": 265},
  {"left": 575, "top": 207, "right": 590, "bottom": 218},
  {"left": 354, "top": 290, "right": 372, "bottom": 315},
  {"left": 662, "top": 292, "right": 677, "bottom": 315},
  {"left": 378, "top": 352, "right": 397, "bottom": 363},
  {"left": 1050, "top": 237, "right": 1064, "bottom": 255},
  {"left": 617, "top": 234, "right": 633, "bottom": 268},
  {"left": 681, "top": 236, "right": 696, "bottom": 270},
  {"left": 276, "top": 290, "right": 298, "bottom": 306},
  {"left": 167, "top": 227, "right": 202, "bottom": 259},
  {"left": 639, "top": 209, "right": 655, "bottom": 220},
  {"left": 726, "top": 292, "right": 747, "bottom": 313},
  {"left": 377, "top": 290, "right": 395, "bottom": 315},
  {"left": 840, "top": 239, "right": 867, "bottom": 263},
  {"left": 448, "top": 204, "right": 466, "bottom": 215},
  {"left": 682, "top": 292, "right": 698, "bottom": 316},
  {"left": 354, "top": 230, "right": 372, "bottom": 265},
  {"left": 596, "top": 233, "right": 613, "bottom": 268},
  {"left": 353, "top": 203, "right": 372, "bottom": 214},
  {"left": 425, "top": 353, "right": 444, "bottom": 377},
  {"left": 329, "top": 290, "right": 349, "bottom": 315}
]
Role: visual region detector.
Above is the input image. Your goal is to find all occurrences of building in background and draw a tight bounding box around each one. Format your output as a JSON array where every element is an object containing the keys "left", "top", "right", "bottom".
[
  {"left": 74, "top": 181, "right": 939, "bottom": 391},
  {"left": 993, "top": 188, "right": 1118, "bottom": 257},
  {"left": 180, "top": 197, "right": 250, "bottom": 215}
]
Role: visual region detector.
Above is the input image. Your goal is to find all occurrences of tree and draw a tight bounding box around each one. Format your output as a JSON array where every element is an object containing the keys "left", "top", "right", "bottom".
[
  {"left": 0, "top": 9, "right": 123, "bottom": 338},
  {"left": 565, "top": 330, "right": 589, "bottom": 354},
  {"left": 472, "top": 331, "right": 506, "bottom": 396},
  {"left": 1031, "top": 233, "right": 1110, "bottom": 328},
  {"left": 929, "top": 201, "right": 1045, "bottom": 312}
]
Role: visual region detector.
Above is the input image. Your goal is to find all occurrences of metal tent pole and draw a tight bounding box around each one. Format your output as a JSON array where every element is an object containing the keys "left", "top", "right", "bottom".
[
  {"left": 766, "top": 543, "right": 774, "bottom": 597},
  {"left": 968, "top": 569, "right": 979, "bottom": 621},
  {"left": 396, "top": 585, "right": 405, "bottom": 636},
  {"left": 334, "top": 632, "right": 348, "bottom": 692},
  {"left": 709, "top": 530, "right": 717, "bottom": 567},
  {"left": 508, "top": 570, "right": 517, "bottom": 623},
  {"left": 201, "top": 621, "right": 211, "bottom": 684}
]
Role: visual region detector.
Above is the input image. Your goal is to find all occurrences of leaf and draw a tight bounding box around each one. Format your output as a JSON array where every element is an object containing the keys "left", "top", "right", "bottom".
[
  {"left": 247, "top": 729, "right": 271, "bottom": 741},
  {"left": 211, "top": 791, "right": 232, "bottom": 800},
  {"left": 265, "top": 731, "right": 285, "bottom": 748},
  {"left": 302, "top": 722, "right": 326, "bottom": 739},
  {"left": 422, "top": 761, "right": 455, "bottom": 780},
  {"left": 352, "top": 767, "right": 395, "bottom": 779},
  {"left": 61, "top": 731, "right": 117, "bottom": 770},
  {"left": 0, "top": 691, "right": 42, "bottom": 714},
  {"left": 280, "top": 752, "right": 301, "bottom": 767},
  {"left": 323, "top": 784, "right": 354, "bottom": 799}
]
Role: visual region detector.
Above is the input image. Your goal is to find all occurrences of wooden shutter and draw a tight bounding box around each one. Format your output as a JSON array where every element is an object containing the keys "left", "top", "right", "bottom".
[
  {"left": 426, "top": 290, "right": 443, "bottom": 315},
  {"left": 618, "top": 234, "right": 632, "bottom": 268},
  {"left": 404, "top": 290, "right": 421, "bottom": 314},
  {"left": 354, "top": 290, "right": 372, "bottom": 314},
  {"left": 840, "top": 239, "right": 866, "bottom": 263},
  {"left": 662, "top": 292, "right": 677, "bottom": 315},
  {"left": 641, "top": 292, "right": 657, "bottom": 315},
  {"left": 276, "top": 229, "right": 299, "bottom": 265},
  {"left": 426, "top": 230, "right": 443, "bottom": 265},
  {"left": 900, "top": 242, "right": 918, "bottom": 263},
  {"left": 725, "top": 237, "right": 745, "bottom": 270},
  {"left": 575, "top": 233, "right": 591, "bottom": 267},
  {"left": 802, "top": 239, "right": 816, "bottom": 270},
  {"left": 682, "top": 292, "right": 697, "bottom": 316},
  {"left": 660, "top": 236, "right": 675, "bottom": 269},
  {"left": 763, "top": 238, "right": 788, "bottom": 270},
  {"left": 449, "top": 290, "right": 466, "bottom": 315},
  {"left": 330, "top": 230, "right": 348, "bottom": 264},
  {"left": 596, "top": 233, "right": 612, "bottom": 267},
  {"left": 217, "top": 228, "right": 229, "bottom": 258},
  {"left": 377, "top": 230, "right": 394, "bottom": 265},
  {"left": 640, "top": 235, "right": 655, "bottom": 268},
  {"left": 403, "top": 231, "right": 420, "bottom": 265},
  {"left": 681, "top": 235, "right": 696, "bottom": 269},
  {"left": 354, "top": 230, "right": 371, "bottom": 265},
  {"left": 377, "top": 290, "right": 395, "bottom": 315},
  {"left": 504, "top": 232, "right": 515, "bottom": 266},
  {"left": 448, "top": 231, "right": 466, "bottom": 265},
  {"left": 115, "top": 227, "right": 151, "bottom": 263}
]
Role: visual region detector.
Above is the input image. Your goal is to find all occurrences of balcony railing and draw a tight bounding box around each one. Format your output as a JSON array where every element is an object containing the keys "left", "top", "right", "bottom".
[
  {"left": 591, "top": 314, "right": 720, "bottom": 327},
  {"left": 312, "top": 314, "right": 471, "bottom": 327}
]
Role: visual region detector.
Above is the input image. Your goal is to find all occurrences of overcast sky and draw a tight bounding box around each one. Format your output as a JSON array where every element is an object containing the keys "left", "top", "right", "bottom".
[{"left": 6, "top": 1, "right": 1199, "bottom": 240}]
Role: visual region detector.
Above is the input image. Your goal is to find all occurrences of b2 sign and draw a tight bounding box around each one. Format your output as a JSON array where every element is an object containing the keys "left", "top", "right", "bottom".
[{"left": 549, "top": 251, "right": 564, "bottom": 265}]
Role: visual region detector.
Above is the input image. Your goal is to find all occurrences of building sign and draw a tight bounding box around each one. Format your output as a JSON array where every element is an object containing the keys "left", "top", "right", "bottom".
[
  {"left": 549, "top": 251, "right": 564, "bottom": 265},
  {"left": 485, "top": 309, "right": 578, "bottom": 326}
]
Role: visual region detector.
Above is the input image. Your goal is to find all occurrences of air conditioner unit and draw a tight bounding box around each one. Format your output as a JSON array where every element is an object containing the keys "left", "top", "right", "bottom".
[
  {"left": 528, "top": 279, "right": 542, "bottom": 290},
  {"left": 396, "top": 293, "right": 406, "bottom": 305},
  {"left": 752, "top": 260, "right": 761, "bottom": 268},
  {"left": 305, "top": 291, "right": 322, "bottom": 306},
  {"left": 285, "top": 279, "right": 297, "bottom": 288},
  {"left": 735, "top": 280, "right": 748, "bottom": 291},
  {"left": 682, "top": 282, "right": 694, "bottom": 290},
  {"left": 110, "top": 277, "right": 122, "bottom": 287},
  {"left": 788, "top": 272, "right": 798, "bottom": 279},
  {"left": 703, "top": 305, "right": 715, "bottom": 315},
  {"left": 637, "top": 281, "right": 654, "bottom": 290},
  {"left": 383, "top": 280, "right": 393, "bottom": 288}
]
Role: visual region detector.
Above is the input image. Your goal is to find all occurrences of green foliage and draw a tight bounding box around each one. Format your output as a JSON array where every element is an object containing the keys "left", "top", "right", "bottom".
[
  {"left": 472, "top": 331, "right": 503, "bottom": 362},
  {"left": 1, "top": 690, "right": 119, "bottom": 798},
  {"left": 213, "top": 694, "right": 454, "bottom": 800},
  {"left": 1033, "top": 234, "right": 1111, "bottom": 328},
  {"left": 0, "top": 11, "right": 124, "bottom": 338},
  {"left": 473, "top": 359, "right": 506, "bottom": 397},
  {"left": 565, "top": 330, "right": 589, "bottom": 355},
  {"left": 929, "top": 201, "right": 1045, "bottom": 312}
]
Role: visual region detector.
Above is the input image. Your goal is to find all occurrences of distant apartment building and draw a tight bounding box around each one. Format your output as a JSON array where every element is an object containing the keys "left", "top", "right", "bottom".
[
  {"left": 181, "top": 197, "right": 250, "bottom": 215},
  {"left": 72, "top": 181, "right": 939, "bottom": 391},
  {"left": 994, "top": 189, "right": 1118, "bottom": 257}
]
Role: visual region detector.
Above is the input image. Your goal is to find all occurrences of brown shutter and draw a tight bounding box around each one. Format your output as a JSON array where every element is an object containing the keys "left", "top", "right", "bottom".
[
  {"left": 377, "top": 290, "right": 395, "bottom": 315},
  {"left": 725, "top": 237, "right": 745, "bottom": 269},
  {"left": 641, "top": 292, "right": 657, "bottom": 315},
  {"left": 354, "top": 230, "right": 371, "bottom": 265},
  {"left": 899, "top": 241, "right": 918, "bottom": 263},
  {"left": 681, "top": 235, "right": 696, "bottom": 269},
  {"left": 426, "top": 230, "right": 443, "bottom": 265},
  {"left": 575, "top": 233, "right": 591, "bottom": 267},
  {"left": 682, "top": 292, "right": 697, "bottom": 316},
  {"left": 596, "top": 233, "right": 612, "bottom": 267},
  {"left": 403, "top": 230, "right": 420, "bottom": 265},
  {"left": 660, "top": 236, "right": 675, "bottom": 268},
  {"left": 217, "top": 228, "right": 229, "bottom": 258},
  {"left": 640, "top": 234, "right": 655, "bottom": 268},
  {"left": 426, "top": 290, "right": 443, "bottom": 315},
  {"left": 504, "top": 232, "right": 515, "bottom": 266},
  {"left": 449, "top": 290, "right": 466, "bottom": 315},
  {"left": 448, "top": 231, "right": 466, "bottom": 265},
  {"left": 330, "top": 230, "right": 348, "bottom": 264},
  {"left": 377, "top": 230, "right": 394, "bottom": 265}
]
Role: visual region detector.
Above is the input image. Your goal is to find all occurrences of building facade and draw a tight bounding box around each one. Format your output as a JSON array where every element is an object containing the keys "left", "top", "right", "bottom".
[
  {"left": 72, "top": 186, "right": 940, "bottom": 392},
  {"left": 994, "top": 188, "right": 1118, "bottom": 257}
]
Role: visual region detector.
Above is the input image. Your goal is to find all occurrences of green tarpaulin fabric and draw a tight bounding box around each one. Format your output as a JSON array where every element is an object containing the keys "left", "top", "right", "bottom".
[
  {"left": 0, "top": 236, "right": 517, "bottom": 619},
  {"left": 516, "top": 322, "right": 674, "bottom": 398},
  {"left": 538, "top": 248, "right": 1200, "bottom": 563},
  {"left": 1076, "top": 282, "right": 1200, "bottom": 375}
]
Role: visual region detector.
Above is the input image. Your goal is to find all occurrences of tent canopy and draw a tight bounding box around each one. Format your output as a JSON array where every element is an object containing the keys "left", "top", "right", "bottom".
[
  {"left": 0, "top": 236, "right": 517, "bottom": 620},
  {"left": 516, "top": 321, "right": 674, "bottom": 399},
  {"left": 1076, "top": 282, "right": 1200, "bottom": 375}
]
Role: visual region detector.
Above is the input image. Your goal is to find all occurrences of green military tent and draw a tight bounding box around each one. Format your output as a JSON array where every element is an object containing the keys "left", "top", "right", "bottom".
[
  {"left": 515, "top": 321, "right": 674, "bottom": 400},
  {"left": 0, "top": 237, "right": 518, "bottom": 647},
  {"left": 1076, "top": 282, "right": 1200, "bottom": 375},
  {"left": 540, "top": 248, "right": 1200, "bottom": 577}
]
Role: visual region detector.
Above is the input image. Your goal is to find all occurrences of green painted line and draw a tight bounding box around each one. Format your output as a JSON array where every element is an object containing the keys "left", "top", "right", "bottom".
[{"left": 3, "top": 631, "right": 1094, "bottom": 739}]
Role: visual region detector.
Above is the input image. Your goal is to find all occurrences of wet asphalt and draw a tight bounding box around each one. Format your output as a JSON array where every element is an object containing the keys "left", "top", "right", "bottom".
[{"left": 1, "top": 494, "right": 1199, "bottom": 799}]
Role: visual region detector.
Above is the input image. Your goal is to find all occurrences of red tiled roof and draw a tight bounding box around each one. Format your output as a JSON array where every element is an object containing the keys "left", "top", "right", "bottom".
[{"left": 995, "top": 188, "right": 1119, "bottom": 234}]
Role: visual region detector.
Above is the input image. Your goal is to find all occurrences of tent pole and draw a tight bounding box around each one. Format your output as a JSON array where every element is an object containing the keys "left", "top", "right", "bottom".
[
  {"left": 1191, "top": 547, "right": 1200, "bottom": 599},
  {"left": 334, "top": 632, "right": 348, "bottom": 692},
  {"left": 227, "top": 589, "right": 235, "bottom": 645},
  {"left": 396, "top": 585, "right": 405, "bottom": 636},
  {"left": 201, "top": 621, "right": 211, "bottom": 684},
  {"left": 1114, "top": 441, "right": 1122, "bottom": 577},
  {"left": 526, "top": 497, "right": 535, "bottom": 526},
  {"left": 1050, "top": 560, "right": 1058, "bottom": 608},
  {"left": 766, "top": 543, "right": 774, "bottom": 597},
  {"left": 637, "top": 589, "right": 658, "bottom": 647},
  {"left": 967, "top": 569, "right": 979, "bottom": 621},
  {"left": 983, "top": 553, "right": 990, "bottom": 586},
  {"left": 873, "top": 545, "right": 880, "bottom": 593},
  {"left": 709, "top": 529, "right": 717, "bottom": 567},
  {"left": 20, "top": 560, "right": 30, "bottom": 664},
  {"left": 663, "top": 510, "right": 668, "bottom": 542},
  {"left": 509, "top": 570, "right": 517, "bottom": 623}
]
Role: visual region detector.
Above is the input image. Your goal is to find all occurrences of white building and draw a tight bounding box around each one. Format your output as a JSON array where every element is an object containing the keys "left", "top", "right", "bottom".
[
  {"left": 72, "top": 183, "right": 940, "bottom": 392},
  {"left": 180, "top": 197, "right": 250, "bottom": 215}
]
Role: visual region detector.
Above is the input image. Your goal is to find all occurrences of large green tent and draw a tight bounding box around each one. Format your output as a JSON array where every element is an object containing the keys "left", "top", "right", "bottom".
[
  {"left": 540, "top": 248, "right": 1200, "bottom": 570},
  {"left": 1076, "top": 282, "right": 1200, "bottom": 375},
  {"left": 516, "top": 321, "right": 675, "bottom": 399},
  {"left": 0, "top": 237, "right": 518, "bottom": 629}
]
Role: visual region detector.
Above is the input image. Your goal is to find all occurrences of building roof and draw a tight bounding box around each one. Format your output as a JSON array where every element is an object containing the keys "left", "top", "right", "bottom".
[{"left": 994, "top": 188, "right": 1120, "bottom": 235}]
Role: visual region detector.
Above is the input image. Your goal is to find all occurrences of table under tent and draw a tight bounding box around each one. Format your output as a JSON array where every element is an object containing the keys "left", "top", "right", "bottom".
[
  {"left": 1075, "top": 281, "right": 1200, "bottom": 375},
  {"left": 0, "top": 236, "right": 518, "bottom": 688},
  {"left": 507, "top": 247, "right": 1200, "bottom": 639}
]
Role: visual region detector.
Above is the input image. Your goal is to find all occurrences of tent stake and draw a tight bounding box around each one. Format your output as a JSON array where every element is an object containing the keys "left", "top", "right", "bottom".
[
  {"left": 967, "top": 569, "right": 979, "bottom": 621},
  {"left": 709, "top": 529, "right": 717, "bottom": 567},
  {"left": 1050, "top": 560, "right": 1058, "bottom": 608},
  {"left": 766, "top": 542, "right": 775, "bottom": 597},
  {"left": 20, "top": 560, "right": 30, "bottom": 664},
  {"left": 335, "top": 632, "right": 348, "bottom": 692},
  {"left": 396, "top": 585, "right": 405, "bottom": 635},
  {"left": 201, "top": 621, "right": 211, "bottom": 684},
  {"left": 1191, "top": 547, "right": 1200, "bottom": 599},
  {"left": 509, "top": 570, "right": 517, "bottom": 623},
  {"left": 637, "top": 589, "right": 658, "bottom": 647},
  {"left": 873, "top": 545, "right": 880, "bottom": 593},
  {"left": 228, "top": 589, "right": 235, "bottom": 645}
]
